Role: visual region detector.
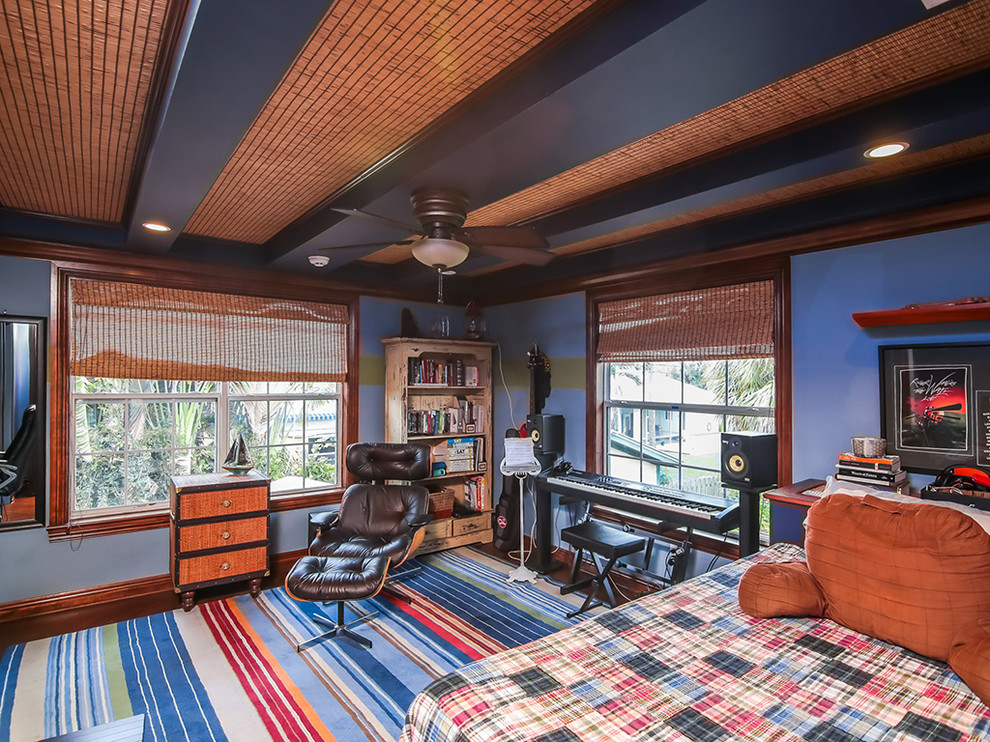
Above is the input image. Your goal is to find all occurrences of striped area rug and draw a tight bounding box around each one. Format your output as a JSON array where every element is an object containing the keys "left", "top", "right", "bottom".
[{"left": 0, "top": 548, "right": 593, "bottom": 741}]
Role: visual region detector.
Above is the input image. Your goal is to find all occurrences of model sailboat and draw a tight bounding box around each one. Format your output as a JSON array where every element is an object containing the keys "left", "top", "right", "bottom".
[{"left": 222, "top": 434, "right": 254, "bottom": 474}]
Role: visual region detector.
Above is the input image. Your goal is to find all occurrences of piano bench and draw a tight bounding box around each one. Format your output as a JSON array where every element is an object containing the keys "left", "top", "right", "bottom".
[{"left": 560, "top": 520, "right": 646, "bottom": 618}]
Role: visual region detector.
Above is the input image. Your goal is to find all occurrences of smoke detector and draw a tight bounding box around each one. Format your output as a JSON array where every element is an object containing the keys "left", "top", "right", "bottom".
[{"left": 308, "top": 255, "right": 330, "bottom": 267}]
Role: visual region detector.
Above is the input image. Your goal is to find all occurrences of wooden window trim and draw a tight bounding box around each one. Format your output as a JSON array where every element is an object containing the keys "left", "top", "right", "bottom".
[
  {"left": 48, "top": 262, "right": 359, "bottom": 541},
  {"left": 585, "top": 256, "right": 792, "bottom": 545}
]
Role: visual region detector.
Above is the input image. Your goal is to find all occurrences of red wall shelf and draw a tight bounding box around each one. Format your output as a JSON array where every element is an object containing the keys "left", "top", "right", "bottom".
[{"left": 853, "top": 299, "right": 990, "bottom": 328}]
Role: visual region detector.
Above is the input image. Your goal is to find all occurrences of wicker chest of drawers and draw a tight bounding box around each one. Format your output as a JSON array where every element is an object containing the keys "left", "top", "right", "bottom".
[{"left": 169, "top": 470, "right": 271, "bottom": 611}]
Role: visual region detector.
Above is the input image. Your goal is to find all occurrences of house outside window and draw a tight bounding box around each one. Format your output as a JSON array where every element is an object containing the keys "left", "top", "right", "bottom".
[
  {"left": 604, "top": 359, "right": 774, "bottom": 496},
  {"left": 594, "top": 278, "right": 780, "bottom": 538}
]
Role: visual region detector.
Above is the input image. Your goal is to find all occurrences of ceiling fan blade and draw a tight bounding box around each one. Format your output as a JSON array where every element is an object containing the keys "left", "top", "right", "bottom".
[
  {"left": 457, "top": 225, "right": 549, "bottom": 249},
  {"left": 331, "top": 207, "right": 422, "bottom": 234},
  {"left": 318, "top": 239, "right": 414, "bottom": 251},
  {"left": 472, "top": 242, "right": 556, "bottom": 266}
]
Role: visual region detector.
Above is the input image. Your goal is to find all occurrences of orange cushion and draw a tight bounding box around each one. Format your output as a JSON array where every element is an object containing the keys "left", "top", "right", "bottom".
[
  {"left": 948, "top": 618, "right": 990, "bottom": 707},
  {"left": 738, "top": 561, "right": 825, "bottom": 619},
  {"left": 804, "top": 493, "right": 990, "bottom": 661}
]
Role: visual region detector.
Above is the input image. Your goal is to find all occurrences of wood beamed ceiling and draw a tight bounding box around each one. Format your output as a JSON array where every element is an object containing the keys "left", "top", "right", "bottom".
[{"left": 1, "top": 0, "right": 989, "bottom": 304}]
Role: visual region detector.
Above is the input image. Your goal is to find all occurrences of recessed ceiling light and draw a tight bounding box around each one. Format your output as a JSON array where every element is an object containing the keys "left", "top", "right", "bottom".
[
  {"left": 142, "top": 221, "right": 171, "bottom": 232},
  {"left": 864, "top": 142, "right": 909, "bottom": 159}
]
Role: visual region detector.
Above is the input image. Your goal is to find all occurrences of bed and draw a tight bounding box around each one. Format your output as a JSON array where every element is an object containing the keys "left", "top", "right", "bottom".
[{"left": 400, "top": 542, "right": 990, "bottom": 742}]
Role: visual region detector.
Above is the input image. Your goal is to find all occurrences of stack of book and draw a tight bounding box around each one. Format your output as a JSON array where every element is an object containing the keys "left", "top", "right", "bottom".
[
  {"left": 447, "top": 437, "right": 485, "bottom": 473},
  {"left": 408, "top": 357, "right": 467, "bottom": 385},
  {"left": 464, "top": 475, "right": 487, "bottom": 511},
  {"left": 835, "top": 452, "right": 907, "bottom": 490},
  {"left": 406, "top": 398, "right": 486, "bottom": 437}
]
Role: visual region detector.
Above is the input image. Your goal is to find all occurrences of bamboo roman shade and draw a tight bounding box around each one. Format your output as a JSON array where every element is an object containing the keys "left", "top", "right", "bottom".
[
  {"left": 596, "top": 281, "right": 774, "bottom": 363},
  {"left": 70, "top": 279, "right": 349, "bottom": 381}
]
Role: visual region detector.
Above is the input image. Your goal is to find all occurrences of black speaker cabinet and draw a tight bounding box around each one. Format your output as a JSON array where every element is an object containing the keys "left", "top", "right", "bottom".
[
  {"left": 721, "top": 431, "right": 777, "bottom": 490},
  {"left": 526, "top": 414, "right": 565, "bottom": 455}
]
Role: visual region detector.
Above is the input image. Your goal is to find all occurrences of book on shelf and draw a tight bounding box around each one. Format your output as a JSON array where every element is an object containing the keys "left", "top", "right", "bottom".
[
  {"left": 430, "top": 441, "right": 448, "bottom": 477},
  {"left": 464, "top": 475, "right": 486, "bottom": 510},
  {"left": 834, "top": 449, "right": 906, "bottom": 488},
  {"left": 836, "top": 451, "right": 900, "bottom": 471},
  {"left": 408, "top": 357, "right": 467, "bottom": 386},
  {"left": 406, "top": 401, "right": 486, "bottom": 436},
  {"left": 465, "top": 365, "right": 479, "bottom": 386},
  {"left": 447, "top": 436, "right": 478, "bottom": 473}
]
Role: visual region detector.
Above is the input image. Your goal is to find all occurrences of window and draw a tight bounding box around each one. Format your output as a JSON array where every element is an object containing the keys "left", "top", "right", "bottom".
[
  {"left": 51, "top": 269, "right": 354, "bottom": 537},
  {"left": 71, "top": 379, "right": 342, "bottom": 514},
  {"left": 594, "top": 278, "right": 782, "bottom": 539},
  {"left": 604, "top": 359, "right": 774, "bottom": 496}
]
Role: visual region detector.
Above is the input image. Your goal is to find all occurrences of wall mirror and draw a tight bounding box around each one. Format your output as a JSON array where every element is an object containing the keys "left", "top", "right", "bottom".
[{"left": 1, "top": 315, "right": 46, "bottom": 529}]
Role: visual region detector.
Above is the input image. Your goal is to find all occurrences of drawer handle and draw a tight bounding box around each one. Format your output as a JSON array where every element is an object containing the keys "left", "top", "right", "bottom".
[
  {"left": 221, "top": 499, "right": 232, "bottom": 508},
  {"left": 220, "top": 562, "right": 230, "bottom": 571},
  {"left": 221, "top": 531, "right": 231, "bottom": 540}
]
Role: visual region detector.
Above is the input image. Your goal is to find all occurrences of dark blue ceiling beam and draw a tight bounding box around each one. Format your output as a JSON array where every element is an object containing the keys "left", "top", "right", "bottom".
[
  {"left": 275, "top": 0, "right": 941, "bottom": 274},
  {"left": 126, "top": 0, "right": 332, "bottom": 253},
  {"left": 264, "top": 0, "right": 708, "bottom": 264},
  {"left": 531, "top": 67, "right": 990, "bottom": 241},
  {"left": 478, "top": 154, "right": 990, "bottom": 298}
]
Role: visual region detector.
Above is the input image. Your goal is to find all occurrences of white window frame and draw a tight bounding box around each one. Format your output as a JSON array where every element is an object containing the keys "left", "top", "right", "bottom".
[
  {"left": 603, "top": 359, "right": 774, "bottom": 495},
  {"left": 69, "top": 380, "right": 342, "bottom": 517}
]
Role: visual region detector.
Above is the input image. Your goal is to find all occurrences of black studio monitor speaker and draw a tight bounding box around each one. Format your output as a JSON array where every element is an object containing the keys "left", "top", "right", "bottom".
[
  {"left": 526, "top": 414, "right": 565, "bottom": 456},
  {"left": 721, "top": 431, "right": 777, "bottom": 490}
]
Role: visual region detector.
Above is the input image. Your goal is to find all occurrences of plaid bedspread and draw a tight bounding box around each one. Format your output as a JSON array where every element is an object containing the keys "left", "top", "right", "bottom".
[{"left": 400, "top": 543, "right": 990, "bottom": 741}]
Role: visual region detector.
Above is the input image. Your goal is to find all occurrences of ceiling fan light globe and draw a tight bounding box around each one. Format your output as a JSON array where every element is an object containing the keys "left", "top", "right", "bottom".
[{"left": 410, "top": 237, "right": 469, "bottom": 269}]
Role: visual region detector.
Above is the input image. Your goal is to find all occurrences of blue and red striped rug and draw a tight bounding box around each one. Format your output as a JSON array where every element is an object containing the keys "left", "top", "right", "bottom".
[{"left": 0, "top": 548, "right": 592, "bottom": 741}]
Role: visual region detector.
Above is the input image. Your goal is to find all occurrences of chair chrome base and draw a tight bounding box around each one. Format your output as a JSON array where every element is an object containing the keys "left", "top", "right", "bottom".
[
  {"left": 296, "top": 602, "right": 379, "bottom": 652},
  {"left": 382, "top": 560, "right": 423, "bottom": 604}
]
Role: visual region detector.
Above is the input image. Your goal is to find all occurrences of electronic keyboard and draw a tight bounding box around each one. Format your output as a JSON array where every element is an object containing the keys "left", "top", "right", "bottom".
[{"left": 543, "top": 469, "right": 740, "bottom": 533}]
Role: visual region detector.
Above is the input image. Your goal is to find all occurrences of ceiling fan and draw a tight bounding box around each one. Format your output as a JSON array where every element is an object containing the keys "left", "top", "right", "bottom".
[{"left": 320, "top": 187, "right": 555, "bottom": 271}]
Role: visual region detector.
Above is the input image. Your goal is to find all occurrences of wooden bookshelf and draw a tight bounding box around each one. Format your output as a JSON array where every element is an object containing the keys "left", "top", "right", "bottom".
[{"left": 382, "top": 337, "right": 495, "bottom": 554}]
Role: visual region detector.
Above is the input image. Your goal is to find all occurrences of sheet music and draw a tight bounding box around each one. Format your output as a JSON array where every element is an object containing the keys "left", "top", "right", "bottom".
[
  {"left": 501, "top": 437, "right": 541, "bottom": 476},
  {"left": 503, "top": 438, "right": 536, "bottom": 467}
]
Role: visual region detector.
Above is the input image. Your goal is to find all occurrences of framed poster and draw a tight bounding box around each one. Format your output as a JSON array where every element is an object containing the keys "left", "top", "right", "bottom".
[{"left": 879, "top": 342, "right": 990, "bottom": 474}]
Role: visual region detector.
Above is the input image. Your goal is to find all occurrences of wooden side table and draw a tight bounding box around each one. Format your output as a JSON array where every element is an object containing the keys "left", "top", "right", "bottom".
[
  {"left": 169, "top": 470, "right": 271, "bottom": 611},
  {"left": 763, "top": 479, "right": 825, "bottom": 547}
]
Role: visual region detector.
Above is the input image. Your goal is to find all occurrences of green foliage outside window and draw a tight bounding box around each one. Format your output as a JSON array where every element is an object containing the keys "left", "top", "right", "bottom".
[{"left": 72, "top": 377, "right": 339, "bottom": 511}]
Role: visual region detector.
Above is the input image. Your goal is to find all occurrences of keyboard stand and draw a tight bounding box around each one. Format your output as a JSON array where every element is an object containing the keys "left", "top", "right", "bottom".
[{"left": 612, "top": 523, "right": 693, "bottom": 588}]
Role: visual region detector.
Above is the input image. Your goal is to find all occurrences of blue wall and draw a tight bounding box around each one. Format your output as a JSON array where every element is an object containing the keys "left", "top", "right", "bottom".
[
  {"left": 0, "top": 257, "right": 163, "bottom": 605},
  {"left": 484, "top": 294, "right": 587, "bottom": 552},
  {"left": 360, "top": 293, "right": 589, "bottom": 545},
  {"left": 3, "top": 220, "right": 990, "bottom": 604},
  {"left": 790, "top": 222, "right": 990, "bottom": 489}
]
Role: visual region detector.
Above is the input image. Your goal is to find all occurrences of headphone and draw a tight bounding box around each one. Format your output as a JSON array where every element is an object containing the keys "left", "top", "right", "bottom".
[{"left": 931, "top": 465, "right": 990, "bottom": 492}]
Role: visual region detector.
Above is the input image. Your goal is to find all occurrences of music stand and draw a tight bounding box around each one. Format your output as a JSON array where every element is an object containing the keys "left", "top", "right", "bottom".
[{"left": 500, "top": 438, "right": 542, "bottom": 584}]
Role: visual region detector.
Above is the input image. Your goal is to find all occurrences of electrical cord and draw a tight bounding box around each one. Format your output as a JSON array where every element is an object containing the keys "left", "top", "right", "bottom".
[
  {"left": 493, "top": 340, "right": 516, "bottom": 431},
  {"left": 507, "top": 476, "right": 547, "bottom": 564},
  {"left": 705, "top": 534, "right": 730, "bottom": 572}
]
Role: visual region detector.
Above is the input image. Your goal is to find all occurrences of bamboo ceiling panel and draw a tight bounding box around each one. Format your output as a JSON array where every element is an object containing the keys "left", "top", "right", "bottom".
[
  {"left": 0, "top": 0, "right": 169, "bottom": 222},
  {"left": 185, "top": 0, "right": 599, "bottom": 245},
  {"left": 467, "top": 0, "right": 990, "bottom": 229}
]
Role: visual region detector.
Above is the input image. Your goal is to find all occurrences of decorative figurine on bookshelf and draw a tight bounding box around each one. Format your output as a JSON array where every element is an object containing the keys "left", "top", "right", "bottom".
[{"left": 463, "top": 301, "right": 486, "bottom": 340}]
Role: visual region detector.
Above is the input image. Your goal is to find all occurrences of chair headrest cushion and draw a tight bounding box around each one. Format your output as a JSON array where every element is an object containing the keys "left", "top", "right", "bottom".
[{"left": 346, "top": 442, "right": 431, "bottom": 482}]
